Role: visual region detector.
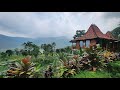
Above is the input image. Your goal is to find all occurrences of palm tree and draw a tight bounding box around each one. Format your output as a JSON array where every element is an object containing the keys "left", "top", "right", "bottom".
[
  {"left": 52, "top": 42, "right": 56, "bottom": 52},
  {"left": 22, "top": 41, "right": 33, "bottom": 55},
  {"left": 22, "top": 42, "right": 27, "bottom": 49},
  {"left": 32, "top": 44, "right": 40, "bottom": 58},
  {"left": 14, "top": 48, "right": 19, "bottom": 55},
  {"left": 22, "top": 41, "right": 33, "bottom": 49},
  {"left": 41, "top": 44, "right": 47, "bottom": 51}
]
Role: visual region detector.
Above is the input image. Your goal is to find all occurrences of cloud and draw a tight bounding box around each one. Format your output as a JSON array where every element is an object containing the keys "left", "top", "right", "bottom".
[
  {"left": 0, "top": 12, "right": 120, "bottom": 39},
  {"left": 103, "top": 12, "right": 120, "bottom": 19}
]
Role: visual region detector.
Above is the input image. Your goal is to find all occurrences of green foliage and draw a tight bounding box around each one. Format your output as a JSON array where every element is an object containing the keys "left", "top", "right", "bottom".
[
  {"left": 41, "top": 42, "right": 56, "bottom": 54},
  {"left": 73, "top": 30, "right": 85, "bottom": 39},
  {"left": 14, "top": 48, "right": 20, "bottom": 55},
  {"left": 73, "top": 49, "right": 83, "bottom": 56},
  {"left": 0, "top": 52, "right": 8, "bottom": 61},
  {"left": 22, "top": 41, "right": 40, "bottom": 58},
  {"left": 32, "top": 64, "right": 43, "bottom": 78},
  {"left": 6, "top": 50, "right": 13, "bottom": 56},
  {"left": 107, "top": 61, "right": 120, "bottom": 77},
  {"left": 111, "top": 25, "right": 120, "bottom": 40},
  {"left": 55, "top": 65, "right": 76, "bottom": 78},
  {"left": 0, "top": 40, "right": 120, "bottom": 78},
  {"left": 6, "top": 56, "right": 40, "bottom": 78},
  {"left": 52, "top": 42, "right": 56, "bottom": 52},
  {"left": 73, "top": 71, "right": 111, "bottom": 78},
  {"left": 32, "top": 44, "right": 40, "bottom": 58},
  {"left": 64, "top": 46, "right": 72, "bottom": 54},
  {"left": 85, "top": 46, "right": 102, "bottom": 67}
]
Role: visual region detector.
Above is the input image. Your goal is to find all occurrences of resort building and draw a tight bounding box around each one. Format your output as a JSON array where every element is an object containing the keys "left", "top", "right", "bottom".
[{"left": 70, "top": 24, "right": 120, "bottom": 51}]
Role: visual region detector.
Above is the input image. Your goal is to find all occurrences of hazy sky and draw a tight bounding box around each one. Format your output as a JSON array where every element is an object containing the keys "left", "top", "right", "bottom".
[{"left": 0, "top": 12, "right": 120, "bottom": 39}]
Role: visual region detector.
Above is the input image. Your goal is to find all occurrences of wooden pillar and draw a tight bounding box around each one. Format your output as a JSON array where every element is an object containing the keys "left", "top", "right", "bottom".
[
  {"left": 108, "top": 40, "right": 110, "bottom": 50},
  {"left": 85, "top": 40, "right": 86, "bottom": 47},
  {"left": 106, "top": 41, "right": 107, "bottom": 50},
  {"left": 83, "top": 40, "right": 86, "bottom": 48},
  {"left": 109, "top": 41, "right": 112, "bottom": 51},
  {"left": 106, "top": 40, "right": 108, "bottom": 50},
  {"left": 90, "top": 39, "right": 96, "bottom": 47},
  {"left": 72, "top": 42, "right": 73, "bottom": 49},
  {"left": 99, "top": 39, "right": 102, "bottom": 48},
  {"left": 76, "top": 41, "right": 80, "bottom": 49},
  {"left": 89, "top": 40, "right": 91, "bottom": 47},
  {"left": 113, "top": 41, "right": 114, "bottom": 51},
  {"left": 72, "top": 43, "right": 73, "bottom": 54}
]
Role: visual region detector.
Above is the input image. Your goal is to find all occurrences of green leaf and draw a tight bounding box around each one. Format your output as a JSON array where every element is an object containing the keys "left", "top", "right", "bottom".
[
  {"left": 26, "top": 72, "right": 32, "bottom": 75},
  {"left": 15, "top": 62, "right": 22, "bottom": 69},
  {"left": 19, "top": 72, "right": 24, "bottom": 75}
]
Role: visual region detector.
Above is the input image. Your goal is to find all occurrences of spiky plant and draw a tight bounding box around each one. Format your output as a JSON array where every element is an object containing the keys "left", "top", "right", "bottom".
[{"left": 6, "top": 56, "right": 36, "bottom": 78}]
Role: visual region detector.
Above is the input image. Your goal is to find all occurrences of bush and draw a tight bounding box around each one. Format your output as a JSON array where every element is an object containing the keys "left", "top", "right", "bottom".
[
  {"left": 6, "top": 56, "right": 41, "bottom": 78},
  {"left": 107, "top": 61, "right": 120, "bottom": 77},
  {"left": 73, "top": 49, "right": 83, "bottom": 55}
]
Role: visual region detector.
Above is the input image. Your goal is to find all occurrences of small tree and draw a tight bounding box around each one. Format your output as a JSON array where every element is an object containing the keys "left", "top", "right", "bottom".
[
  {"left": 1, "top": 52, "right": 7, "bottom": 61},
  {"left": 6, "top": 50, "right": 13, "bottom": 56},
  {"left": 73, "top": 30, "right": 85, "bottom": 39},
  {"left": 22, "top": 42, "right": 40, "bottom": 58},
  {"left": 14, "top": 48, "right": 20, "bottom": 55},
  {"left": 32, "top": 44, "right": 40, "bottom": 58},
  {"left": 6, "top": 56, "right": 37, "bottom": 78},
  {"left": 41, "top": 43, "right": 55, "bottom": 56},
  {"left": 52, "top": 42, "right": 56, "bottom": 52}
]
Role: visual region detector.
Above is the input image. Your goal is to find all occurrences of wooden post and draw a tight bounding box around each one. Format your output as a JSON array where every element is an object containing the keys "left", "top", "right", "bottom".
[
  {"left": 72, "top": 43, "right": 73, "bottom": 55},
  {"left": 85, "top": 40, "right": 86, "bottom": 47},
  {"left": 113, "top": 41, "right": 114, "bottom": 51},
  {"left": 72, "top": 43, "right": 73, "bottom": 49},
  {"left": 106, "top": 40, "right": 108, "bottom": 50},
  {"left": 76, "top": 41, "right": 80, "bottom": 49},
  {"left": 83, "top": 40, "right": 86, "bottom": 48}
]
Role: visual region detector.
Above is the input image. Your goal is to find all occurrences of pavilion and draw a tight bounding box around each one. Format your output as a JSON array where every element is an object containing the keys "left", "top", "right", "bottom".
[{"left": 70, "top": 24, "right": 120, "bottom": 52}]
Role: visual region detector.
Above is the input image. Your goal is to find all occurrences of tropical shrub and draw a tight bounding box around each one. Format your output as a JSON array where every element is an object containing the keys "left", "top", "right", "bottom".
[
  {"left": 44, "top": 65, "right": 53, "bottom": 78},
  {"left": 73, "top": 49, "right": 83, "bottom": 55},
  {"left": 6, "top": 56, "right": 40, "bottom": 78},
  {"left": 107, "top": 61, "right": 120, "bottom": 77},
  {"left": 55, "top": 65, "right": 76, "bottom": 78},
  {"left": 6, "top": 50, "right": 13, "bottom": 56},
  {"left": 0, "top": 52, "right": 8, "bottom": 61},
  {"left": 83, "top": 46, "right": 103, "bottom": 71}
]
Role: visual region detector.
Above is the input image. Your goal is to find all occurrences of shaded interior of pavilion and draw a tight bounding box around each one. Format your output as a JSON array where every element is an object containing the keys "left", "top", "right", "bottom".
[{"left": 70, "top": 38, "right": 120, "bottom": 52}]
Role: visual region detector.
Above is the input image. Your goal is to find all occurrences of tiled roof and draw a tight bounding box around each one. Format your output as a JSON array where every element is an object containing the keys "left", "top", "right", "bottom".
[
  {"left": 74, "top": 24, "right": 112, "bottom": 41},
  {"left": 106, "top": 31, "right": 117, "bottom": 40}
]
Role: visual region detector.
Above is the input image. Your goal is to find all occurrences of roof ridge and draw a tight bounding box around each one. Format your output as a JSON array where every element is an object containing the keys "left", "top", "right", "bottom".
[
  {"left": 106, "top": 31, "right": 116, "bottom": 40},
  {"left": 91, "top": 25, "right": 98, "bottom": 38}
]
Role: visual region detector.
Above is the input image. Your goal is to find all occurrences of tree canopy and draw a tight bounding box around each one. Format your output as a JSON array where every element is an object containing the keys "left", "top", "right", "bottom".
[
  {"left": 73, "top": 30, "right": 85, "bottom": 39},
  {"left": 22, "top": 41, "right": 40, "bottom": 58},
  {"left": 111, "top": 24, "right": 120, "bottom": 40}
]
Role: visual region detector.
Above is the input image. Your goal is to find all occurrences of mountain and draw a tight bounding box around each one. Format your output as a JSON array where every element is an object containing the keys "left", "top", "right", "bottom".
[
  {"left": 33, "top": 36, "right": 71, "bottom": 48},
  {"left": 0, "top": 34, "right": 71, "bottom": 51}
]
